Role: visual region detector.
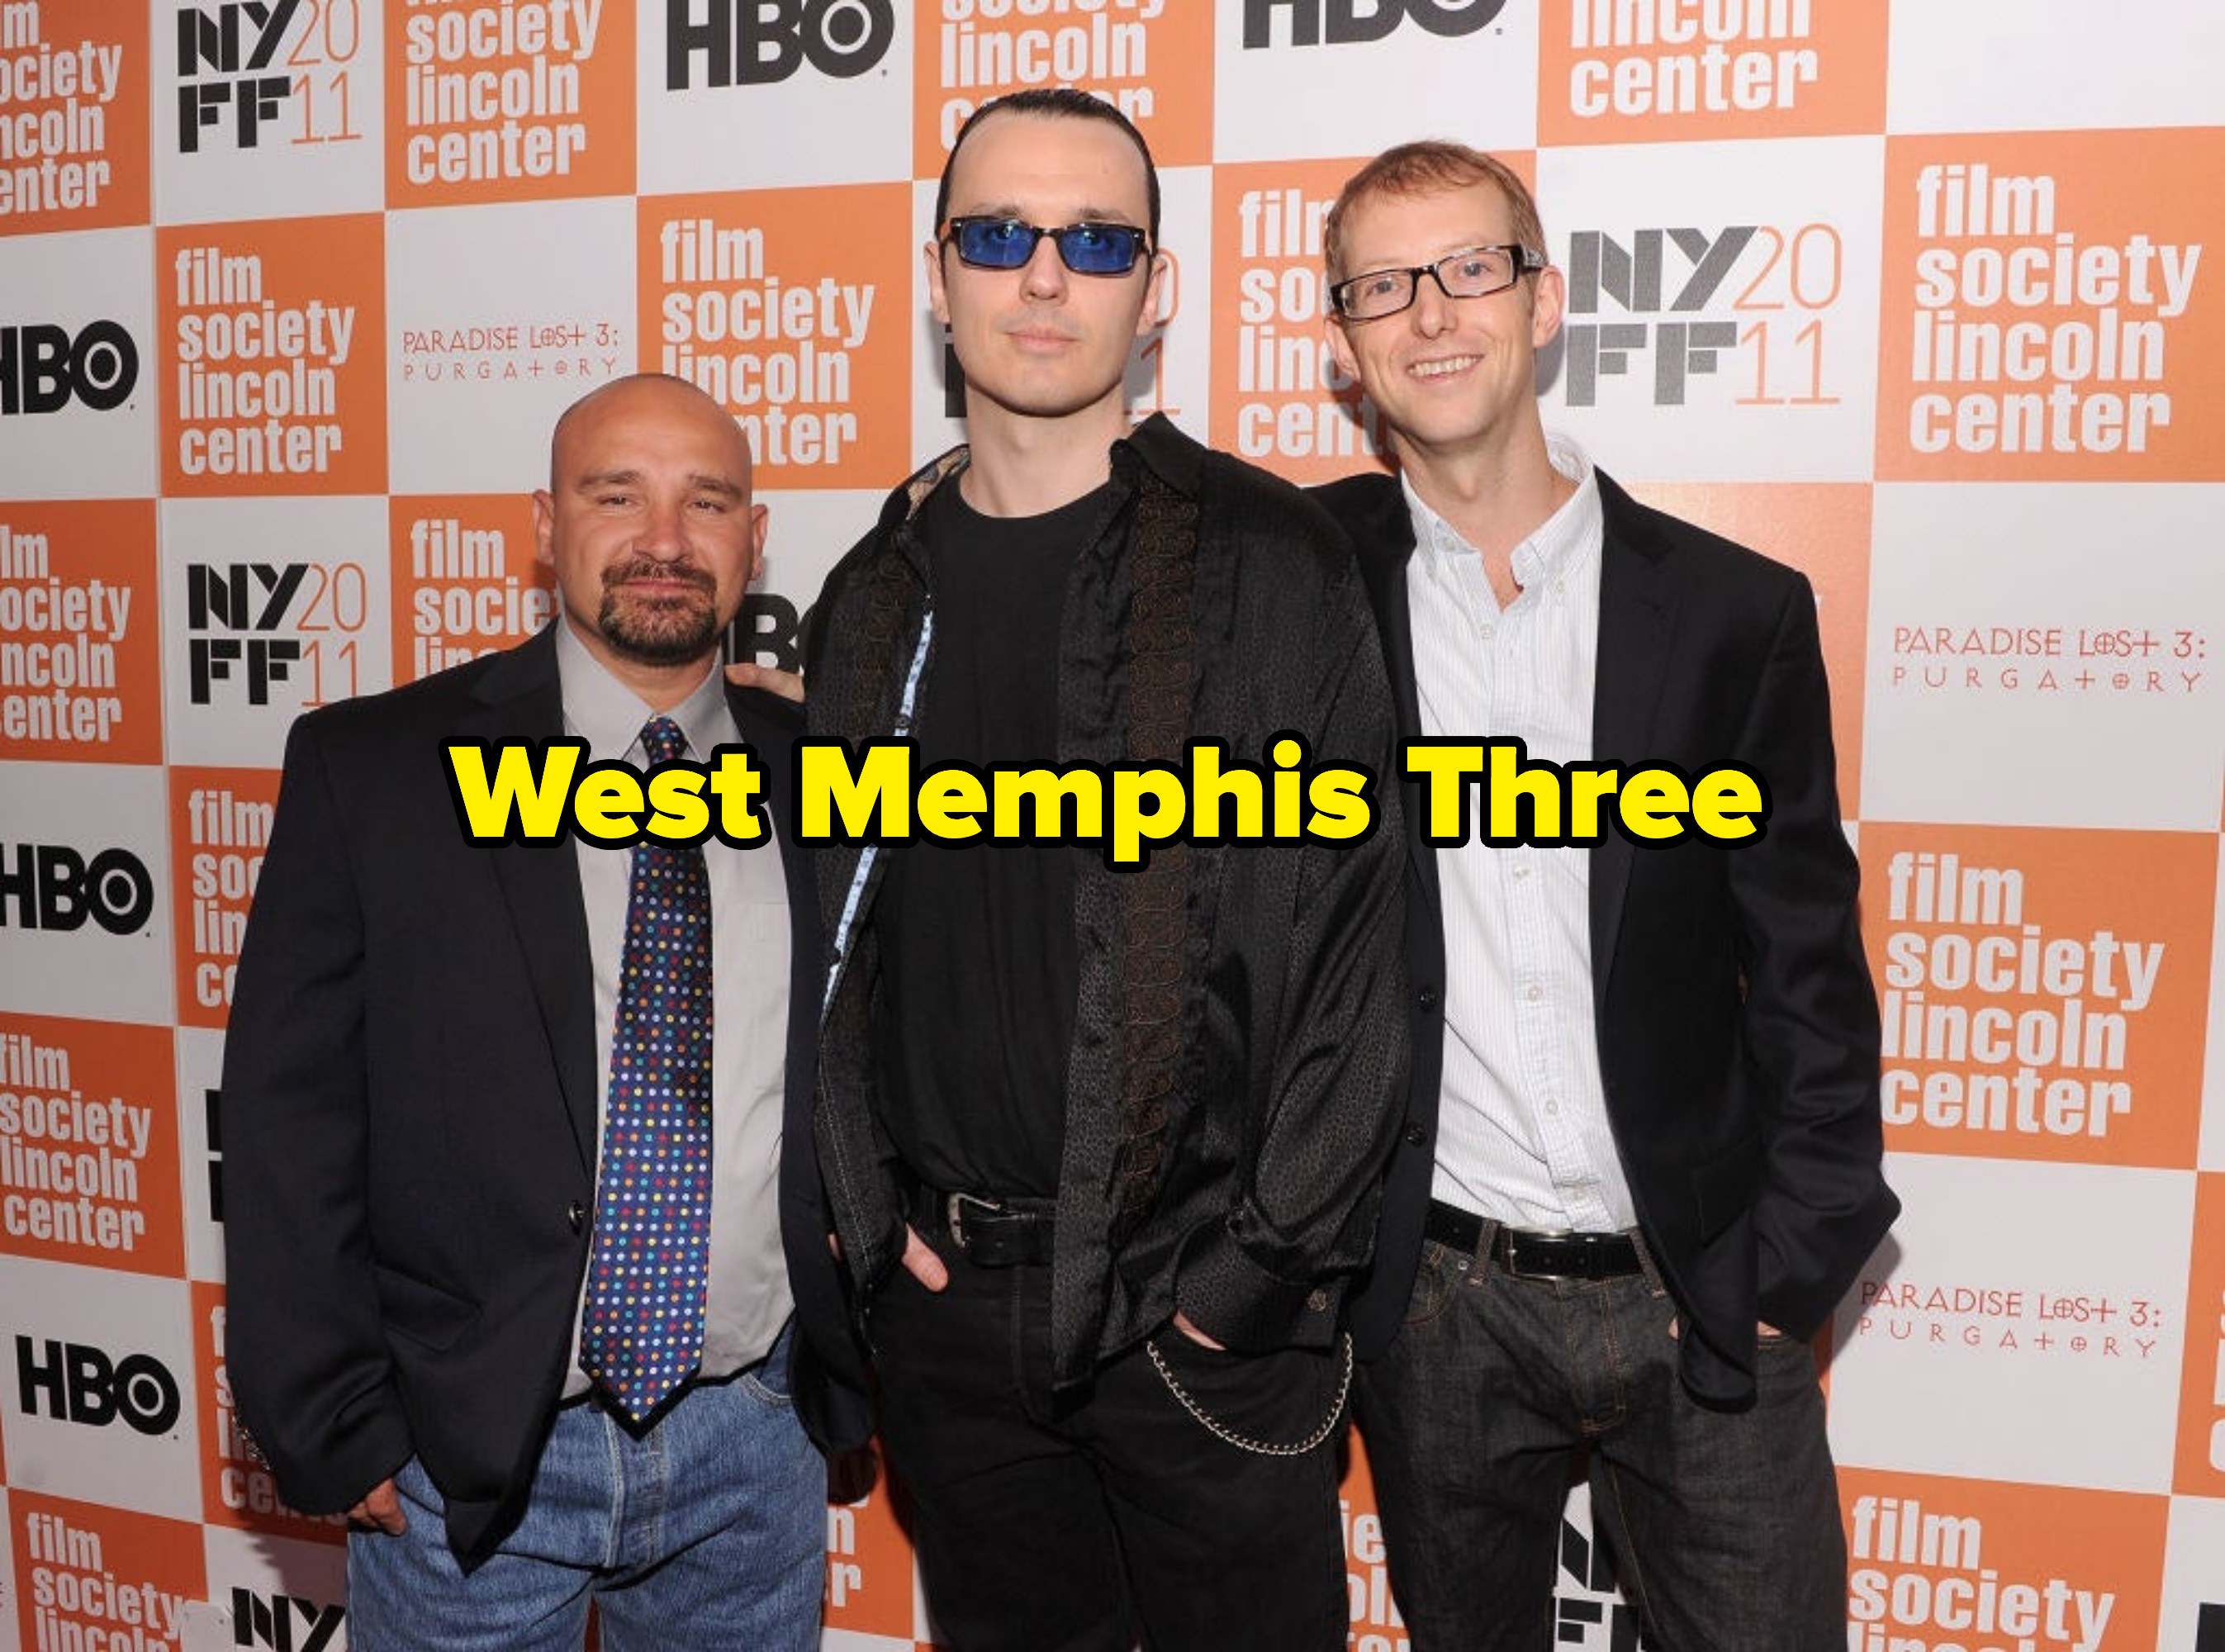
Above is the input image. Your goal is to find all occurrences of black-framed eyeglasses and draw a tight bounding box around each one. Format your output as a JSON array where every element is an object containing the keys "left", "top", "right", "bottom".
[
  {"left": 940, "top": 216, "right": 1154, "bottom": 277},
  {"left": 1330, "top": 244, "right": 1547, "bottom": 322}
]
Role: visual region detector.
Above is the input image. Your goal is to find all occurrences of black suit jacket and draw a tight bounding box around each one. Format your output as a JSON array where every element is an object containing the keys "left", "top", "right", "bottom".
[
  {"left": 1317, "top": 468, "right": 1898, "bottom": 1408},
  {"left": 222, "top": 624, "right": 867, "bottom": 1564}
]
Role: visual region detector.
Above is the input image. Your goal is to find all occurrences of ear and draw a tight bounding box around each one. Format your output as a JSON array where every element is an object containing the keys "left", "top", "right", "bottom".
[
  {"left": 745, "top": 501, "right": 769, "bottom": 585},
  {"left": 1135, "top": 249, "right": 1171, "bottom": 339},
  {"left": 1324, "top": 311, "right": 1361, "bottom": 387},
  {"left": 1529, "top": 263, "right": 1565, "bottom": 351},
  {"left": 531, "top": 490, "right": 557, "bottom": 568},
  {"left": 924, "top": 237, "right": 951, "bottom": 329}
]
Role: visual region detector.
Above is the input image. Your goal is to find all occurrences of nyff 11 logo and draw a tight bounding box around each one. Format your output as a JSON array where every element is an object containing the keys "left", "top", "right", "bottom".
[
  {"left": 174, "top": 0, "right": 306, "bottom": 151},
  {"left": 228, "top": 1588, "right": 345, "bottom": 1651},
  {"left": 1558, "top": 217, "right": 1844, "bottom": 411},
  {"left": 182, "top": 557, "right": 372, "bottom": 710}
]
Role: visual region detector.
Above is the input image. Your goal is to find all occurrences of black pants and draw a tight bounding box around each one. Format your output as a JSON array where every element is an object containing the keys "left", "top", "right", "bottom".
[{"left": 866, "top": 1227, "right": 1349, "bottom": 1652}]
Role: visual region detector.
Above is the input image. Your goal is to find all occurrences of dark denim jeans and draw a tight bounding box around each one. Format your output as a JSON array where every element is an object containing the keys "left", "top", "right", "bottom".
[
  {"left": 868, "top": 1227, "right": 1350, "bottom": 1652},
  {"left": 1355, "top": 1233, "right": 1846, "bottom": 1652}
]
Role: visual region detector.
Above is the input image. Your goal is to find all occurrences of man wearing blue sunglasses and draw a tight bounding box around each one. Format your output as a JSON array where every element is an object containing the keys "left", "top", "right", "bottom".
[{"left": 803, "top": 88, "right": 1407, "bottom": 1652}]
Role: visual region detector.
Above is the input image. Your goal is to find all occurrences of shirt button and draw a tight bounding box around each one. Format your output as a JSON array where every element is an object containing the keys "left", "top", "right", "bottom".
[
  {"left": 1544, "top": 1099, "right": 1560, "bottom": 1117},
  {"left": 1416, "top": 985, "right": 1441, "bottom": 1011},
  {"left": 1525, "top": 984, "right": 1544, "bottom": 1004},
  {"left": 1479, "top": 623, "right": 1495, "bottom": 641},
  {"left": 1512, "top": 863, "right": 1531, "bottom": 881}
]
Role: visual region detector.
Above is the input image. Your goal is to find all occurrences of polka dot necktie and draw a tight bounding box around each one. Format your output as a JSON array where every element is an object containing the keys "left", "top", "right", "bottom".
[{"left": 581, "top": 715, "right": 712, "bottom": 1423}]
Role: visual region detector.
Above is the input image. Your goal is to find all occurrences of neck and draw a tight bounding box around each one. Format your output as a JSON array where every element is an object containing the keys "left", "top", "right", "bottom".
[
  {"left": 564, "top": 618, "right": 716, "bottom": 714},
  {"left": 959, "top": 392, "right": 1129, "bottom": 517},
  {"left": 1395, "top": 420, "right": 1573, "bottom": 578}
]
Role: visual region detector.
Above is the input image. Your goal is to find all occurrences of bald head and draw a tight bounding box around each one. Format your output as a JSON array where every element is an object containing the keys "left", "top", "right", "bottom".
[{"left": 548, "top": 373, "right": 750, "bottom": 491}]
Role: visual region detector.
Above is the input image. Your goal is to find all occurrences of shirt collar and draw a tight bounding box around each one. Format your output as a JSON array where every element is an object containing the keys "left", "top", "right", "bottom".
[
  {"left": 553, "top": 618, "right": 730, "bottom": 762},
  {"left": 1401, "top": 430, "right": 1603, "bottom": 593}
]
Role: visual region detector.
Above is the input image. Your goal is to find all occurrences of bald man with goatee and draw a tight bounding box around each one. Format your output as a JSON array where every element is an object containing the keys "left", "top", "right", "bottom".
[{"left": 224, "top": 375, "right": 866, "bottom": 1650}]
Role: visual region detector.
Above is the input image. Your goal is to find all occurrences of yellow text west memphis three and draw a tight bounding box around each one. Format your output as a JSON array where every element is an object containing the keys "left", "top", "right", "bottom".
[{"left": 439, "top": 735, "right": 1772, "bottom": 866}]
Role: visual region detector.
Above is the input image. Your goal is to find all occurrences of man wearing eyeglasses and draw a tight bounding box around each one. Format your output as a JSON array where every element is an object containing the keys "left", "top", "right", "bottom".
[
  {"left": 1312, "top": 143, "right": 1895, "bottom": 1651},
  {"left": 802, "top": 89, "right": 1407, "bottom": 1651}
]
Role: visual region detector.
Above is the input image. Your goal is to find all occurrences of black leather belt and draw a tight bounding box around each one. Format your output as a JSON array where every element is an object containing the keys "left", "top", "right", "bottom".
[
  {"left": 1424, "top": 1199, "right": 1642, "bottom": 1282},
  {"left": 912, "top": 1185, "right": 1056, "bottom": 1269}
]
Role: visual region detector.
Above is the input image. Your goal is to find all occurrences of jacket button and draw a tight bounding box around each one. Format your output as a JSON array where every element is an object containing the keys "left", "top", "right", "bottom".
[
  {"left": 1306, "top": 1289, "right": 1329, "bottom": 1313},
  {"left": 1403, "top": 1122, "right": 1429, "bottom": 1147},
  {"left": 1416, "top": 985, "right": 1440, "bottom": 1011},
  {"left": 567, "top": 1201, "right": 586, "bottom": 1234}
]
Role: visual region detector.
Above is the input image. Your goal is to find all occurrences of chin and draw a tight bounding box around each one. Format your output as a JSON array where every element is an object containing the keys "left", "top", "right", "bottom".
[
  {"left": 600, "top": 600, "right": 720, "bottom": 665},
  {"left": 971, "top": 373, "right": 1127, "bottom": 424}
]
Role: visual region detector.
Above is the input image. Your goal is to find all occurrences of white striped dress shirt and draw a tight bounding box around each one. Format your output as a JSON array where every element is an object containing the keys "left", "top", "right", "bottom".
[{"left": 1405, "top": 434, "right": 1635, "bottom": 1233}]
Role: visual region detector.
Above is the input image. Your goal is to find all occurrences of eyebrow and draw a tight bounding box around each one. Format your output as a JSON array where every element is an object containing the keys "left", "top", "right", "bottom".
[
  {"left": 956, "top": 202, "right": 1143, "bottom": 228},
  {"left": 1350, "top": 237, "right": 1516, "bottom": 273},
  {"left": 575, "top": 468, "right": 744, "bottom": 500}
]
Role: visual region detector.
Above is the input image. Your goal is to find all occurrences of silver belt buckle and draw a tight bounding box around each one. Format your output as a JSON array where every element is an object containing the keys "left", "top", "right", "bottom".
[
  {"left": 1503, "top": 1227, "right": 1572, "bottom": 1280},
  {"left": 946, "top": 1191, "right": 1001, "bottom": 1251}
]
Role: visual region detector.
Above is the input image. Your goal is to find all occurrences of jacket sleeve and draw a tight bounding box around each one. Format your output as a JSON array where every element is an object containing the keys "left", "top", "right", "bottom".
[
  {"left": 1176, "top": 551, "right": 1410, "bottom": 1351},
  {"left": 1726, "top": 573, "right": 1898, "bottom": 1338},
  {"left": 221, "top": 714, "right": 413, "bottom": 1514},
  {"left": 799, "top": 537, "right": 919, "bottom": 1296}
]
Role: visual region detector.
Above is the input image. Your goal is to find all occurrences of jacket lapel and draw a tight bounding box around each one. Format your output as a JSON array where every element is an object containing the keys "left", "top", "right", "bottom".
[
  {"left": 1348, "top": 482, "right": 1440, "bottom": 907},
  {"left": 456, "top": 628, "right": 600, "bottom": 1170},
  {"left": 1589, "top": 472, "right": 1677, "bottom": 1013}
]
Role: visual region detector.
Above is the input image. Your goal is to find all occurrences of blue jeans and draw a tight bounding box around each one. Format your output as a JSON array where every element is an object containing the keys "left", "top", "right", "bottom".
[
  {"left": 346, "top": 1327, "right": 823, "bottom": 1651},
  {"left": 1355, "top": 1235, "right": 1845, "bottom": 1652}
]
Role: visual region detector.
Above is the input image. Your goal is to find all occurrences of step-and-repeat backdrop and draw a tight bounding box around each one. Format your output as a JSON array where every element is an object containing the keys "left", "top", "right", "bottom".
[{"left": 3, "top": 2, "right": 2223, "bottom": 1647}]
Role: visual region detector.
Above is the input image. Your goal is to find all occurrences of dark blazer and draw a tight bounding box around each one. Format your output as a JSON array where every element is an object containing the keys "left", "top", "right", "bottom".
[
  {"left": 805, "top": 416, "right": 1408, "bottom": 1382},
  {"left": 222, "top": 624, "right": 867, "bottom": 1565},
  {"left": 1317, "top": 468, "right": 1898, "bottom": 1408}
]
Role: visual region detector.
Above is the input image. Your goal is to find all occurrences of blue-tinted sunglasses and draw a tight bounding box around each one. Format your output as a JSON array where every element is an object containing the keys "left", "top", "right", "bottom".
[{"left": 940, "top": 216, "right": 1153, "bottom": 276}]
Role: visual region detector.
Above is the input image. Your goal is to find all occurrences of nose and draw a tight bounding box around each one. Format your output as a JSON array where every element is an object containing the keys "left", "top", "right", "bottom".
[
  {"left": 636, "top": 496, "right": 689, "bottom": 555},
  {"left": 1020, "top": 230, "right": 1070, "bottom": 300},
  {"left": 1409, "top": 269, "right": 1459, "bottom": 338}
]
